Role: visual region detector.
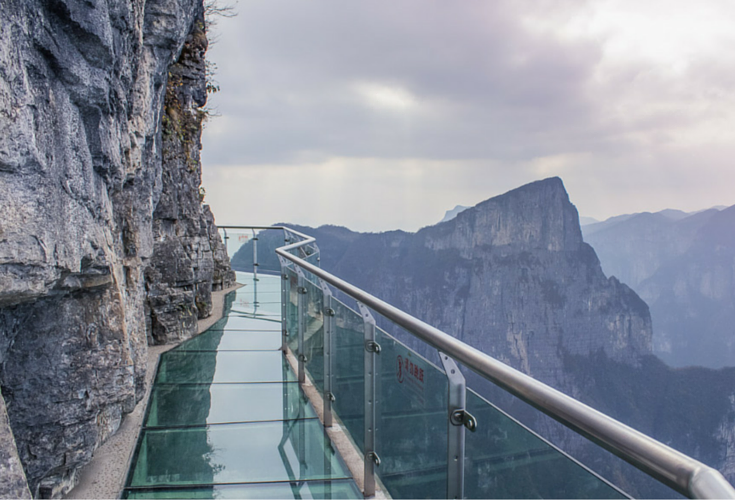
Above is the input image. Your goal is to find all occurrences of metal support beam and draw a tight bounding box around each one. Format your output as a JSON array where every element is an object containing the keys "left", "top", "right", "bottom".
[
  {"left": 278, "top": 256, "right": 289, "bottom": 352},
  {"left": 439, "top": 352, "right": 468, "bottom": 499},
  {"left": 252, "top": 229, "right": 259, "bottom": 281},
  {"left": 358, "top": 301, "right": 379, "bottom": 498},
  {"left": 319, "top": 278, "right": 335, "bottom": 428},
  {"left": 296, "top": 267, "right": 307, "bottom": 385}
]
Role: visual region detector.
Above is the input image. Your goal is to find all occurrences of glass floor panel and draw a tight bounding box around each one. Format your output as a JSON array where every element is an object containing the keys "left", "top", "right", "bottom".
[
  {"left": 156, "top": 351, "right": 296, "bottom": 384},
  {"left": 128, "top": 420, "right": 352, "bottom": 487},
  {"left": 231, "top": 290, "right": 283, "bottom": 302},
  {"left": 146, "top": 383, "right": 317, "bottom": 427},
  {"left": 230, "top": 302, "right": 282, "bottom": 316},
  {"left": 235, "top": 273, "right": 282, "bottom": 293},
  {"left": 214, "top": 315, "right": 281, "bottom": 331},
  {"left": 173, "top": 330, "right": 282, "bottom": 351},
  {"left": 123, "top": 479, "right": 362, "bottom": 499}
]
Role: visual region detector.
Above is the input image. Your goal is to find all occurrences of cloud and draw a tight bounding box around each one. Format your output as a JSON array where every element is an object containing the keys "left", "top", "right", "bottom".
[{"left": 202, "top": 0, "right": 735, "bottom": 229}]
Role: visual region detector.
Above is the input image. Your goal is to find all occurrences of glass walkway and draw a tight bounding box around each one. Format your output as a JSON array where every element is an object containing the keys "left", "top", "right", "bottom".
[
  {"left": 119, "top": 223, "right": 735, "bottom": 499},
  {"left": 122, "top": 273, "right": 362, "bottom": 499}
]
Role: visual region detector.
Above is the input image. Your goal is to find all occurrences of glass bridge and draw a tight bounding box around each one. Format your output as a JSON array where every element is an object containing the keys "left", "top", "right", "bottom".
[
  {"left": 123, "top": 275, "right": 361, "bottom": 499},
  {"left": 121, "top": 226, "right": 735, "bottom": 499}
]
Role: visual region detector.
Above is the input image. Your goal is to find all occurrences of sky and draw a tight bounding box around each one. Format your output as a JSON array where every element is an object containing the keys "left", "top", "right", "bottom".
[{"left": 201, "top": 0, "right": 735, "bottom": 233}]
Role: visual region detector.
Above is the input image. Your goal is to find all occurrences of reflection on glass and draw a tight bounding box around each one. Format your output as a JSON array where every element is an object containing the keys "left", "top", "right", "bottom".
[
  {"left": 303, "top": 278, "right": 325, "bottom": 389},
  {"left": 373, "top": 328, "right": 449, "bottom": 499},
  {"left": 174, "top": 330, "right": 282, "bottom": 351},
  {"left": 129, "top": 420, "right": 352, "bottom": 487},
  {"left": 157, "top": 351, "right": 296, "bottom": 384},
  {"left": 325, "top": 299, "right": 365, "bottom": 451},
  {"left": 464, "top": 390, "right": 627, "bottom": 499},
  {"left": 146, "top": 383, "right": 316, "bottom": 427},
  {"left": 212, "top": 315, "right": 281, "bottom": 331}
]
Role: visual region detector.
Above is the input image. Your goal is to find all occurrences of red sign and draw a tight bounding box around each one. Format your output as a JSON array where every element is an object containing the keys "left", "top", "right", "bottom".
[{"left": 397, "top": 355, "right": 424, "bottom": 384}]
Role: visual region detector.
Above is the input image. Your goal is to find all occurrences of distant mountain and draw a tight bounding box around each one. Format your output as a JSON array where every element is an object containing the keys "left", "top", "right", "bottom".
[
  {"left": 439, "top": 204, "right": 470, "bottom": 223},
  {"left": 582, "top": 206, "right": 734, "bottom": 368},
  {"left": 578, "top": 216, "right": 599, "bottom": 226},
  {"left": 232, "top": 179, "right": 735, "bottom": 495}
]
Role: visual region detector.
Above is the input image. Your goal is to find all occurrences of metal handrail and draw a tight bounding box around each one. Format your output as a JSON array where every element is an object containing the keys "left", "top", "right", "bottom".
[{"left": 258, "top": 225, "right": 735, "bottom": 499}]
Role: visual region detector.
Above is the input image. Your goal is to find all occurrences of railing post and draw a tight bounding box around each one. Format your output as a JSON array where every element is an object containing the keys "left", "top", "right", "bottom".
[
  {"left": 439, "top": 352, "right": 468, "bottom": 500},
  {"left": 252, "top": 229, "right": 259, "bottom": 281},
  {"left": 277, "top": 256, "right": 289, "bottom": 352},
  {"left": 357, "top": 302, "right": 380, "bottom": 498},
  {"left": 318, "top": 278, "right": 335, "bottom": 428},
  {"left": 296, "top": 267, "right": 307, "bottom": 385}
]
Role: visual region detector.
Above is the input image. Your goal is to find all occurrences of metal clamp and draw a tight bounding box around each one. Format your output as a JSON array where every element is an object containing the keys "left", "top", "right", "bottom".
[
  {"left": 367, "top": 451, "right": 381, "bottom": 467},
  {"left": 451, "top": 409, "right": 477, "bottom": 432},
  {"left": 326, "top": 391, "right": 336, "bottom": 402},
  {"left": 324, "top": 307, "right": 335, "bottom": 317},
  {"left": 365, "top": 340, "right": 381, "bottom": 354},
  {"left": 297, "top": 286, "right": 307, "bottom": 295}
]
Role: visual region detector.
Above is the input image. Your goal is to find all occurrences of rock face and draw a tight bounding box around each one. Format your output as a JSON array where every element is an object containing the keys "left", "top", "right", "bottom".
[
  {"left": 583, "top": 206, "right": 735, "bottom": 368},
  {"left": 0, "top": 0, "right": 233, "bottom": 496},
  {"left": 144, "top": 20, "right": 235, "bottom": 345}
]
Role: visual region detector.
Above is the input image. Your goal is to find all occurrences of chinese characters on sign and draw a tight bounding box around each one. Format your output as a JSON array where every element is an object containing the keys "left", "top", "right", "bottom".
[{"left": 396, "top": 354, "right": 425, "bottom": 404}]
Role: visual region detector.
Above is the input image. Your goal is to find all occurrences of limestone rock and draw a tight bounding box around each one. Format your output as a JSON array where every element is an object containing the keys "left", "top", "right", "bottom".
[
  {"left": 0, "top": 394, "right": 31, "bottom": 499},
  {"left": 0, "top": 0, "right": 233, "bottom": 495}
]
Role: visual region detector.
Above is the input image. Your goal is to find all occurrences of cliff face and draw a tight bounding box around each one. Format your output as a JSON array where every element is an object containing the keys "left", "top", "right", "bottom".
[{"left": 0, "top": 0, "right": 232, "bottom": 497}]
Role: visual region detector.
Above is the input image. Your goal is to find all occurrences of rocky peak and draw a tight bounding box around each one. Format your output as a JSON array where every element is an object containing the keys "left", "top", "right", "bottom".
[{"left": 429, "top": 177, "right": 584, "bottom": 257}]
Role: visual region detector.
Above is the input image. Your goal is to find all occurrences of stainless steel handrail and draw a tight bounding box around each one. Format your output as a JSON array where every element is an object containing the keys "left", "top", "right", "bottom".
[
  {"left": 217, "top": 224, "right": 735, "bottom": 498},
  {"left": 261, "top": 226, "right": 735, "bottom": 499}
]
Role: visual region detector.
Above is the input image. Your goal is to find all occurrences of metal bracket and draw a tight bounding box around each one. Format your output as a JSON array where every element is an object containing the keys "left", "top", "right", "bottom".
[
  {"left": 318, "top": 277, "right": 335, "bottom": 428},
  {"left": 297, "top": 286, "right": 307, "bottom": 295},
  {"left": 439, "top": 352, "right": 468, "bottom": 499},
  {"left": 359, "top": 299, "right": 379, "bottom": 497},
  {"left": 451, "top": 409, "right": 478, "bottom": 432},
  {"left": 365, "top": 340, "right": 382, "bottom": 354},
  {"left": 277, "top": 255, "right": 290, "bottom": 272},
  {"left": 298, "top": 353, "right": 308, "bottom": 362},
  {"left": 356, "top": 302, "right": 376, "bottom": 326}
]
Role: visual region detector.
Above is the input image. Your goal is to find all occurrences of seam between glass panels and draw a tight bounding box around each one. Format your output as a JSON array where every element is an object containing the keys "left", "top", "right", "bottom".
[{"left": 142, "top": 416, "right": 320, "bottom": 430}]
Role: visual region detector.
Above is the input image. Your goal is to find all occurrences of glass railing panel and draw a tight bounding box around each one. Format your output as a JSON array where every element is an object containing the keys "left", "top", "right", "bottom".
[
  {"left": 330, "top": 298, "right": 366, "bottom": 450},
  {"left": 464, "top": 389, "right": 628, "bottom": 499},
  {"left": 127, "top": 420, "right": 353, "bottom": 487},
  {"left": 373, "top": 327, "right": 449, "bottom": 499},
  {"left": 123, "top": 479, "right": 363, "bottom": 499},
  {"left": 145, "top": 382, "right": 315, "bottom": 427},
  {"left": 173, "top": 330, "right": 281, "bottom": 351},
  {"left": 156, "top": 351, "right": 296, "bottom": 384},
  {"left": 225, "top": 229, "right": 283, "bottom": 275},
  {"left": 303, "top": 277, "right": 325, "bottom": 390}
]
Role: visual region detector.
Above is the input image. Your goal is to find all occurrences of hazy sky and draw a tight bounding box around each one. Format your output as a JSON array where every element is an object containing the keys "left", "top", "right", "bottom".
[{"left": 201, "top": 0, "right": 735, "bottom": 232}]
